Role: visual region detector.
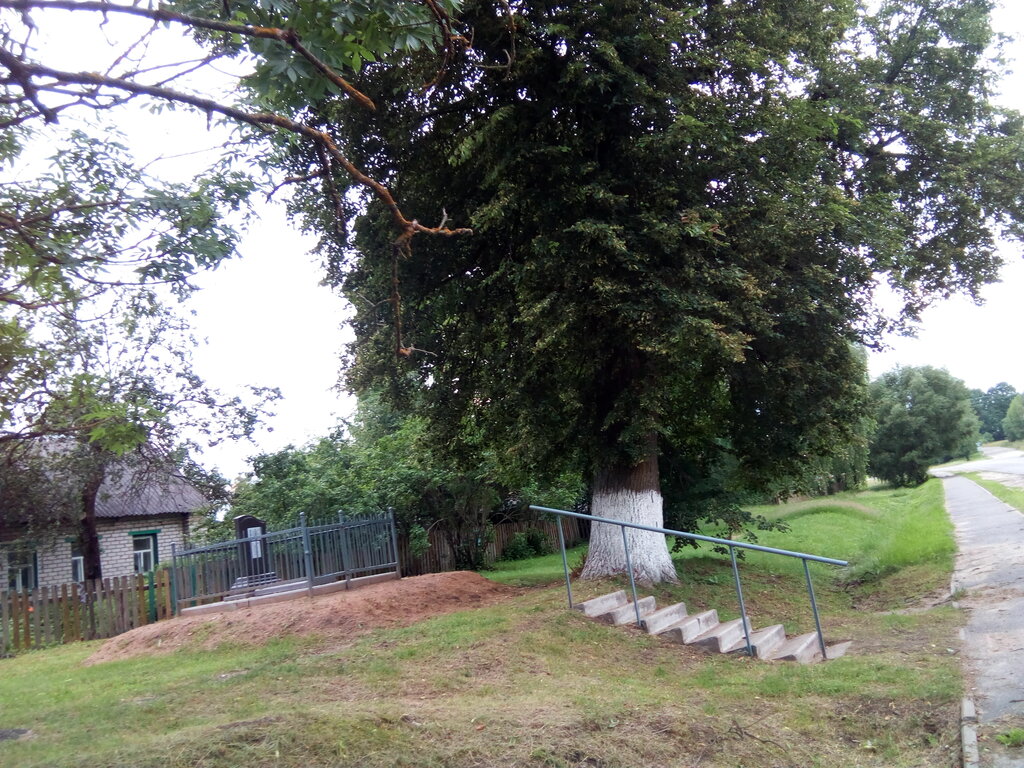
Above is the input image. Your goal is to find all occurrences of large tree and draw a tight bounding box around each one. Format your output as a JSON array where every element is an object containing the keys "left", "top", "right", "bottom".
[
  {"left": 868, "top": 366, "right": 980, "bottom": 486},
  {"left": 292, "top": 0, "right": 1024, "bottom": 582}
]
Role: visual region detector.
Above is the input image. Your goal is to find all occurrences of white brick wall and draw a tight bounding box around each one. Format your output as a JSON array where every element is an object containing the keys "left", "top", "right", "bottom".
[{"left": 3, "top": 515, "right": 188, "bottom": 589}]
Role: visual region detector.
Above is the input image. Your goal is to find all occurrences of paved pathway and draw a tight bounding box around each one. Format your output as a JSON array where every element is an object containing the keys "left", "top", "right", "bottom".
[{"left": 944, "top": 475, "right": 1024, "bottom": 765}]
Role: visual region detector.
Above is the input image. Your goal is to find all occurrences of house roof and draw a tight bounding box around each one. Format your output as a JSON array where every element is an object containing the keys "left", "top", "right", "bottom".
[{"left": 95, "top": 468, "right": 207, "bottom": 518}]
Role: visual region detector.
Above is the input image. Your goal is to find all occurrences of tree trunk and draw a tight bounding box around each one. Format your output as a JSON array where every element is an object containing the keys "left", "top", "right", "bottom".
[
  {"left": 580, "top": 432, "right": 678, "bottom": 584},
  {"left": 79, "top": 459, "right": 106, "bottom": 581}
]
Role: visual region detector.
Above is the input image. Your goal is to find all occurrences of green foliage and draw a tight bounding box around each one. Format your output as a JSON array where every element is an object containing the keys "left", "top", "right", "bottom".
[
  {"left": 230, "top": 392, "right": 581, "bottom": 564},
  {"left": 501, "top": 532, "right": 535, "bottom": 561},
  {"left": 970, "top": 383, "right": 1018, "bottom": 441},
  {"left": 996, "top": 728, "right": 1024, "bottom": 748},
  {"left": 1001, "top": 394, "right": 1024, "bottom": 442},
  {"left": 502, "top": 528, "right": 552, "bottom": 561},
  {"left": 293, "top": 0, "right": 1017, "bottom": 527},
  {"left": 868, "top": 366, "right": 980, "bottom": 486}
]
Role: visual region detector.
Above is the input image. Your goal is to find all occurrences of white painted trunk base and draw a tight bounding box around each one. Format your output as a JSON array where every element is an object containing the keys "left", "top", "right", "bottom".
[{"left": 580, "top": 488, "right": 678, "bottom": 584}]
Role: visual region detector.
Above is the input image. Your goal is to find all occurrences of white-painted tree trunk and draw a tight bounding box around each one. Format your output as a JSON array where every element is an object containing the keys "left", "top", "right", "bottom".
[{"left": 580, "top": 433, "right": 678, "bottom": 584}]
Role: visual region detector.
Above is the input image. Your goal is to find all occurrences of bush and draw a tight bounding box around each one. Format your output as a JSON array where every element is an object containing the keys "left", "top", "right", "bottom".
[
  {"left": 524, "top": 527, "right": 552, "bottom": 556},
  {"left": 502, "top": 528, "right": 553, "bottom": 561},
  {"left": 502, "top": 532, "right": 535, "bottom": 561}
]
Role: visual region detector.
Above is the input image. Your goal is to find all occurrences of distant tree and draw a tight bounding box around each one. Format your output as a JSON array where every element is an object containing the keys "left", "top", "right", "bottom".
[
  {"left": 970, "top": 383, "right": 1019, "bottom": 441},
  {"left": 868, "top": 367, "right": 980, "bottom": 486},
  {"left": 1002, "top": 395, "right": 1024, "bottom": 442}
]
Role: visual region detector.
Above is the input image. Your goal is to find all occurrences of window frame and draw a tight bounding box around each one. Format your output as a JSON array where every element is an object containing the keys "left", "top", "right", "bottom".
[
  {"left": 131, "top": 533, "right": 158, "bottom": 574},
  {"left": 7, "top": 550, "right": 38, "bottom": 593}
]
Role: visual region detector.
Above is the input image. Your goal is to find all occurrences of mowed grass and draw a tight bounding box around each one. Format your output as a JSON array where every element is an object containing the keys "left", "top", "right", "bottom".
[{"left": 0, "top": 481, "right": 962, "bottom": 768}]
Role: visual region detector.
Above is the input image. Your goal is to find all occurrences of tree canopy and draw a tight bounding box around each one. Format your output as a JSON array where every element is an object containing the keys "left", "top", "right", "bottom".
[
  {"left": 1002, "top": 394, "right": 1024, "bottom": 442},
  {"left": 970, "top": 382, "right": 1018, "bottom": 441},
  {"left": 868, "top": 365, "right": 979, "bottom": 486},
  {"left": 288, "top": 0, "right": 1023, "bottom": 579},
  {"left": 4, "top": 0, "right": 1024, "bottom": 582}
]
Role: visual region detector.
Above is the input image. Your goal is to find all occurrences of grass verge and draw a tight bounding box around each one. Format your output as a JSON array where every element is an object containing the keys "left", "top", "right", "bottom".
[
  {"left": 963, "top": 472, "right": 1024, "bottom": 512},
  {"left": 0, "top": 481, "right": 962, "bottom": 768}
]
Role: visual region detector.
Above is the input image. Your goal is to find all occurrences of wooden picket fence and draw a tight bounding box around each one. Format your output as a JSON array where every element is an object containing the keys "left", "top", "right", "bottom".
[{"left": 1, "top": 569, "right": 174, "bottom": 656}]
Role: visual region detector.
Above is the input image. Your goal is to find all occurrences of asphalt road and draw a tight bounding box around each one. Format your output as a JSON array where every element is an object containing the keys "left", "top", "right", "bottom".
[
  {"left": 944, "top": 475, "right": 1024, "bottom": 766},
  {"left": 936, "top": 446, "right": 1024, "bottom": 478}
]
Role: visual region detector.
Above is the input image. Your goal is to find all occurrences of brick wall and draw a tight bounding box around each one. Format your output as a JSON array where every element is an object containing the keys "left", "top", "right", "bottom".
[{"left": 2, "top": 515, "right": 189, "bottom": 588}]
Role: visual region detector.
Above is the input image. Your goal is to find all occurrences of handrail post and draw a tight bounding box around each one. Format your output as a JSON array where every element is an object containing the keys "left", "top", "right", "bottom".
[
  {"left": 620, "top": 526, "right": 642, "bottom": 628},
  {"left": 804, "top": 559, "right": 827, "bottom": 660},
  {"left": 729, "top": 546, "right": 753, "bottom": 657},
  {"left": 557, "top": 516, "right": 573, "bottom": 609}
]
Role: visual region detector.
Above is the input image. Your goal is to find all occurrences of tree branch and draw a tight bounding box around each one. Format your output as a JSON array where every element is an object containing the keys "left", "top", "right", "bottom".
[{"left": 0, "top": 0, "right": 378, "bottom": 110}]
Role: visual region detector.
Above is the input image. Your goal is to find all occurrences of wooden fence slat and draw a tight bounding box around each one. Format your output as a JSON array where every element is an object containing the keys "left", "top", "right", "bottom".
[
  {"left": 40, "top": 587, "right": 52, "bottom": 646},
  {"left": 70, "top": 583, "right": 81, "bottom": 642},
  {"left": 21, "top": 591, "right": 31, "bottom": 650},
  {"left": 60, "top": 584, "right": 71, "bottom": 643},
  {"left": 116, "top": 576, "right": 126, "bottom": 634},
  {"left": 137, "top": 574, "right": 148, "bottom": 627},
  {"left": 1, "top": 591, "right": 6, "bottom": 655}
]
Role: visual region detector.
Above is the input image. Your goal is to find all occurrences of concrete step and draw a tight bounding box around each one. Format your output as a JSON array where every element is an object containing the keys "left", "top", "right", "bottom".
[
  {"left": 660, "top": 609, "right": 719, "bottom": 644},
  {"left": 689, "top": 617, "right": 752, "bottom": 653},
  {"left": 644, "top": 602, "right": 688, "bottom": 635},
  {"left": 596, "top": 596, "right": 657, "bottom": 626},
  {"left": 767, "top": 632, "right": 823, "bottom": 663},
  {"left": 574, "top": 591, "right": 628, "bottom": 618},
  {"left": 729, "top": 623, "right": 786, "bottom": 658}
]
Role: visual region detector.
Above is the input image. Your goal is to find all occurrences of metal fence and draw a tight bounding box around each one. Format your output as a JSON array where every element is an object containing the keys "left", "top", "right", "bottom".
[
  {"left": 530, "top": 504, "right": 848, "bottom": 660},
  {"left": 171, "top": 511, "right": 399, "bottom": 611}
]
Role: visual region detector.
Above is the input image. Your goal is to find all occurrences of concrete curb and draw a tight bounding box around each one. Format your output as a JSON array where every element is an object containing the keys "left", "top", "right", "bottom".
[
  {"left": 180, "top": 571, "right": 399, "bottom": 617},
  {"left": 962, "top": 697, "right": 980, "bottom": 768}
]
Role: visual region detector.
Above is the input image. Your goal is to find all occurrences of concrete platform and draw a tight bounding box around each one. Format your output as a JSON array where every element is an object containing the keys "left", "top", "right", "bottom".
[{"left": 180, "top": 571, "right": 399, "bottom": 617}]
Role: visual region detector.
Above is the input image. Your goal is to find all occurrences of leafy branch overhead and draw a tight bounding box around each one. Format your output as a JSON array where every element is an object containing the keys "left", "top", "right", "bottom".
[{"left": 0, "top": 0, "right": 473, "bottom": 353}]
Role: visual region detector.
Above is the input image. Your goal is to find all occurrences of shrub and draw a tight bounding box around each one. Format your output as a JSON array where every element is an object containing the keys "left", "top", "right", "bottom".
[
  {"left": 502, "top": 532, "right": 535, "bottom": 561},
  {"left": 524, "top": 527, "right": 552, "bottom": 556}
]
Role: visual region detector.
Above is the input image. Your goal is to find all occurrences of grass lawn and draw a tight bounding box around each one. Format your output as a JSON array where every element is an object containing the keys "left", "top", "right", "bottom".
[{"left": 0, "top": 481, "right": 962, "bottom": 768}]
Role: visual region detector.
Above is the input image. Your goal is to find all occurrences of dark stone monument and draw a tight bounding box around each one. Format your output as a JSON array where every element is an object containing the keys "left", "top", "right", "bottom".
[{"left": 233, "top": 515, "right": 275, "bottom": 587}]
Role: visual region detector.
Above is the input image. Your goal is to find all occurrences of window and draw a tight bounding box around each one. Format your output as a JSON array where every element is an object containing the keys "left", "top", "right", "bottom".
[
  {"left": 132, "top": 534, "right": 157, "bottom": 574},
  {"left": 71, "top": 546, "right": 84, "bottom": 583},
  {"left": 7, "top": 550, "right": 37, "bottom": 592}
]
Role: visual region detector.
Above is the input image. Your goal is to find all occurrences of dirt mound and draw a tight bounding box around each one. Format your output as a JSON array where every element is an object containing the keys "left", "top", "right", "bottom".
[{"left": 86, "top": 571, "right": 519, "bottom": 665}]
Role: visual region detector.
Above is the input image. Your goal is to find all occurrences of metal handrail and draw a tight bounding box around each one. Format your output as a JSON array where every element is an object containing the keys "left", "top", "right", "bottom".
[{"left": 529, "top": 504, "right": 848, "bottom": 659}]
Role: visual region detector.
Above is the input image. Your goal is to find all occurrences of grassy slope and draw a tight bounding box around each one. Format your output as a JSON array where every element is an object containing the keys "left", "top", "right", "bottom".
[{"left": 0, "top": 481, "right": 962, "bottom": 768}]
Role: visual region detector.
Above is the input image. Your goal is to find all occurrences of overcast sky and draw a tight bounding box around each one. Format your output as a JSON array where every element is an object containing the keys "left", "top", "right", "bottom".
[{"left": 17, "top": 2, "right": 1024, "bottom": 479}]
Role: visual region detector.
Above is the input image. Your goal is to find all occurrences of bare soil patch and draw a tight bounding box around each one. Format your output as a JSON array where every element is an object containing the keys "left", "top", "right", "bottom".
[{"left": 86, "top": 571, "right": 520, "bottom": 665}]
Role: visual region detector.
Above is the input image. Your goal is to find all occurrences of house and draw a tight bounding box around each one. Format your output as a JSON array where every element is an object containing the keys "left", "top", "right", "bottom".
[{"left": 2, "top": 464, "right": 207, "bottom": 591}]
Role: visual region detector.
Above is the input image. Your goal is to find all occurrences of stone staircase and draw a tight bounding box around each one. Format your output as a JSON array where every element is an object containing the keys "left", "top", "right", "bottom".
[{"left": 576, "top": 590, "right": 850, "bottom": 663}]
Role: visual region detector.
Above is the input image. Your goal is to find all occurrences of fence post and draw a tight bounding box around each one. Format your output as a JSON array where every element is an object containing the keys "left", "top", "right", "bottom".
[
  {"left": 170, "top": 543, "right": 179, "bottom": 616},
  {"left": 388, "top": 508, "right": 402, "bottom": 579},
  {"left": 300, "top": 511, "right": 314, "bottom": 596},
  {"left": 338, "top": 511, "right": 353, "bottom": 588},
  {"left": 147, "top": 570, "right": 157, "bottom": 623}
]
